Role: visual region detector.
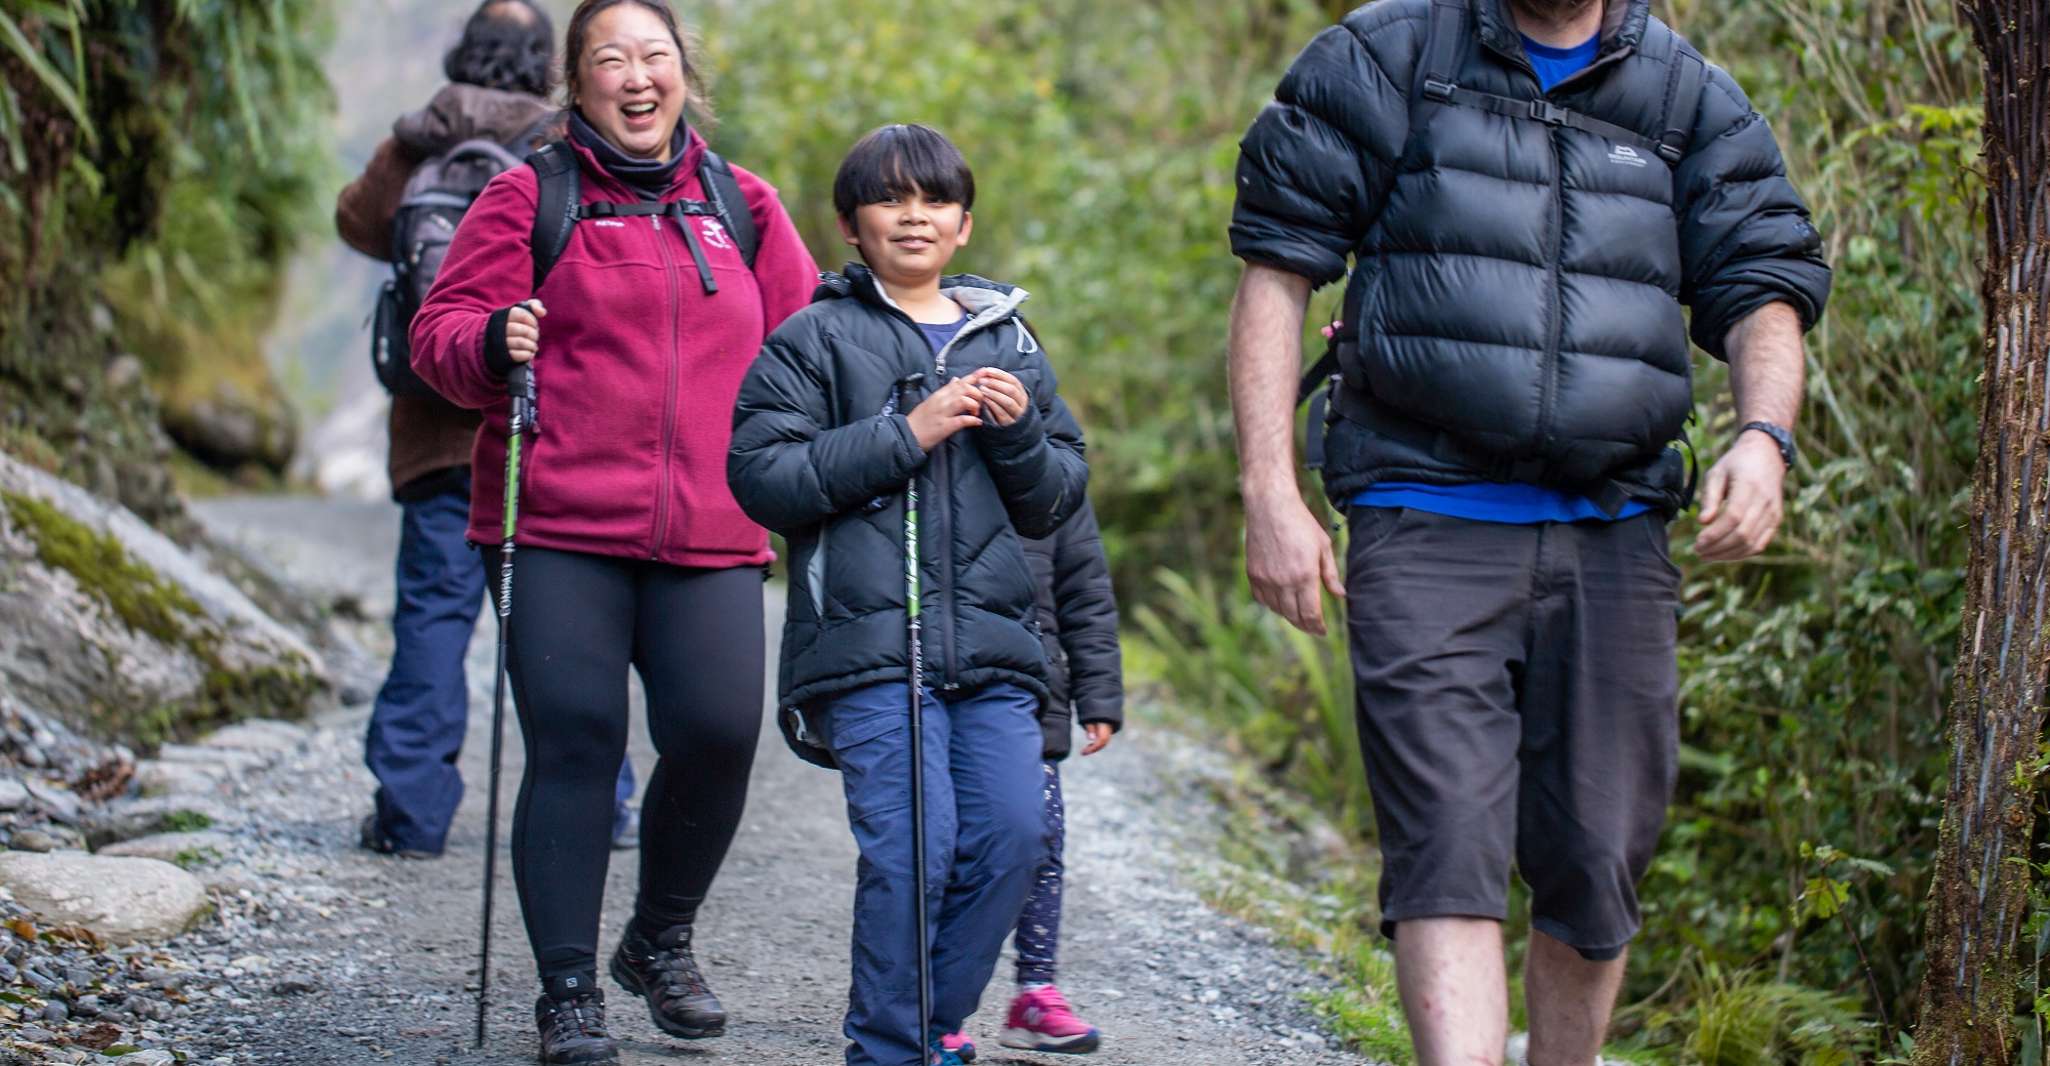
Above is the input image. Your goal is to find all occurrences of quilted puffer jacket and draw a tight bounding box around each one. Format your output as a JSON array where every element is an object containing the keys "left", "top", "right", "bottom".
[
  {"left": 728, "top": 264, "right": 1089, "bottom": 761},
  {"left": 1022, "top": 497, "right": 1124, "bottom": 761},
  {"left": 1231, "top": 0, "right": 1832, "bottom": 510}
]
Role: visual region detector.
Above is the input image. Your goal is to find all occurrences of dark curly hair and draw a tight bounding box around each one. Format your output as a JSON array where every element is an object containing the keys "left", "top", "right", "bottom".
[{"left": 444, "top": 0, "right": 556, "bottom": 98}]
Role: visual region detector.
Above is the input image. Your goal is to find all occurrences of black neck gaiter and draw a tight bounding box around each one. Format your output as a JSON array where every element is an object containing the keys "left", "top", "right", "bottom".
[{"left": 569, "top": 109, "right": 689, "bottom": 202}]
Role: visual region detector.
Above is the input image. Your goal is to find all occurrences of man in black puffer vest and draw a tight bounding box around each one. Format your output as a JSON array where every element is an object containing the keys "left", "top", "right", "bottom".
[{"left": 1227, "top": 0, "right": 1830, "bottom": 1061}]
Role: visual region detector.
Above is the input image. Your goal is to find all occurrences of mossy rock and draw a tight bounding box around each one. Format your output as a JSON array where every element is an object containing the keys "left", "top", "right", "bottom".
[{"left": 0, "top": 451, "right": 326, "bottom": 747}]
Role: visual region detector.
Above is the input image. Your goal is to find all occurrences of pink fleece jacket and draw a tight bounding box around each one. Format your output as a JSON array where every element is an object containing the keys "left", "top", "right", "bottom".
[{"left": 409, "top": 133, "right": 819, "bottom": 568}]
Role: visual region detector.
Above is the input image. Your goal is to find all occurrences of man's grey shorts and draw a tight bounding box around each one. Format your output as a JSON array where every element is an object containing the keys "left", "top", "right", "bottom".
[{"left": 1344, "top": 506, "right": 1681, "bottom": 961}]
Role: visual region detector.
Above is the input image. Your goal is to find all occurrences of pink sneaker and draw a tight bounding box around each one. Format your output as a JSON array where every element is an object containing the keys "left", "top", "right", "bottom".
[
  {"left": 999, "top": 984, "right": 1101, "bottom": 1054},
  {"left": 939, "top": 1031, "right": 976, "bottom": 1063}
]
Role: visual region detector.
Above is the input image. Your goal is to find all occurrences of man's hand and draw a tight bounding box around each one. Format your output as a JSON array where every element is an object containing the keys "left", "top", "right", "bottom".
[
  {"left": 1246, "top": 487, "right": 1346, "bottom": 634},
  {"left": 1694, "top": 431, "right": 1786, "bottom": 560}
]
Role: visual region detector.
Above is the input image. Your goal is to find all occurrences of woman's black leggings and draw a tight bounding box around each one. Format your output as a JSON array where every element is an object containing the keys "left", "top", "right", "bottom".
[{"left": 496, "top": 546, "right": 765, "bottom": 984}]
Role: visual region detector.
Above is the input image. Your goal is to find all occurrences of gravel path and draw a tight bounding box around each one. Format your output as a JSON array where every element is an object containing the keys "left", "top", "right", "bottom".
[{"left": 170, "top": 496, "right": 1373, "bottom": 1066}]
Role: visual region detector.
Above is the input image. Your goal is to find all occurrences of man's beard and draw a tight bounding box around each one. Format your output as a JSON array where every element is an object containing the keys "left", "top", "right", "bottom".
[{"left": 1512, "top": 0, "right": 1601, "bottom": 22}]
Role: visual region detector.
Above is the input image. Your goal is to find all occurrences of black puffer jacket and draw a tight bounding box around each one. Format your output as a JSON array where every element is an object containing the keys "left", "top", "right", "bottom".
[
  {"left": 728, "top": 265, "right": 1089, "bottom": 763},
  {"left": 1023, "top": 497, "right": 1124, "bottom": 761},
  {"left": 1232, "top": 0, "right": 1831, "bottom": 510}
]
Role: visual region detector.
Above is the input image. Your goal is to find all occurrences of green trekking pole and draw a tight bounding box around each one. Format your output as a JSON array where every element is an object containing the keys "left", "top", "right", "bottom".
[
  {"left": 895, "top": 372, "right": 934, "bottom": 1059},
  {"left": 477, "top": 358, "right": 537, "bottom": 1047}
]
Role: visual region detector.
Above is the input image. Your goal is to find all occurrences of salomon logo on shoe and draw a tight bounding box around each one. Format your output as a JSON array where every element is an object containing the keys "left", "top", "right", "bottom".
[{"left": 1608, "top": 144, "right": 1649, "bottom": 168}]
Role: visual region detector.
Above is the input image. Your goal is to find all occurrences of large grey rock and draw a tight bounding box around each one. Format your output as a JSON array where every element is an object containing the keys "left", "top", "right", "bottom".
[
  {"left": 97, "top": 830, "right": 234, "bottom": 865},
  {"left": 0, "top": 452, "right": 327, "bottom": 744},
  {"left": 154, "top": 743, "right": 268, "bottom": 774},
  {"left": 84, "top": 795, "right": 238, "bottom": 845},
  {"left": 200, "top": 719, "right": 307, "bottom": 755},
  {"left": 0, "top": 851, "right": 210, "bottom": 944},
  {"left": 0, "top": 777, "right": 29, "bottom": 810},
  {"left": 132, "top": 759, "right": 228, "bottom": 798}
]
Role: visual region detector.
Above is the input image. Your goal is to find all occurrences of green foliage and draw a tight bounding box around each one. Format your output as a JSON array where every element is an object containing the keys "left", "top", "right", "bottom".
[
  {"left": 0, "top": 0, "right": 332, "bottom": 494},
  {"left": 1131, "top": 564, "right": 1367, "bottom": 829},
  {"left": 1614, "top": 962, "right": 1877, "bottom": 1066},
  {"left": 171, "top": 846, "right": 222, "bottom": 869},
  {"left": 1639, "top": 0, "right": 1980, "bottom": 1032},
  {"left": 160, "top": 809, "right": 214, "bottom": 833}
]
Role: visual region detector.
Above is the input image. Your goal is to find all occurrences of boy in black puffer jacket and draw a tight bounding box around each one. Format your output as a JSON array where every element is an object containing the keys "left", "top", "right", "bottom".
[{"left": 728, "top": 124, "right": 1088, "bottom": 1066}]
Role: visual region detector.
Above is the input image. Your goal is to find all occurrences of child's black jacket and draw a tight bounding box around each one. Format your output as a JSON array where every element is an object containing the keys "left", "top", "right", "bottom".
[
  {"left": 729, "top": 263, "right": 1089, "bottom": 764},
  {"left": 1023, "top": 498, "right": 1124, "bottom": 760}
]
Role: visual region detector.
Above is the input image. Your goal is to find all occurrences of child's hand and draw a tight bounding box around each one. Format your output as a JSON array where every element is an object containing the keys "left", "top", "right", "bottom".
[
  {"left": 1080, "top": 722, "right": 1113, "bottom": 756},
  {"left": 906, "top": 376, "right": 985, "bottom": 451},
  {"left": 506, "top": 299, "right": 547, "bottom": 364},
  {"left": 969, "top": 367, "right": 1030, "bottom": 427}
]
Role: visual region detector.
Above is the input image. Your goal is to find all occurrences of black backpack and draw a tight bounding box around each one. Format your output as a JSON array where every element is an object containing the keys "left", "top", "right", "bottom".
[
  {"left": 525, "top": 140, "right": 759, "bottom": 295},
  {"left": 372, "top": 136, "right": 531, "bottom": 397}
]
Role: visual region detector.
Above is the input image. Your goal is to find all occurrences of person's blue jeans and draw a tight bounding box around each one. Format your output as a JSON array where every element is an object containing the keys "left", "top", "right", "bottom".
[
  {"left": 820, "top": 682, "right": 1047, "bottom": 1066},
  {"left": 365, "top": 473, "right": 634, "bottom": 855}
]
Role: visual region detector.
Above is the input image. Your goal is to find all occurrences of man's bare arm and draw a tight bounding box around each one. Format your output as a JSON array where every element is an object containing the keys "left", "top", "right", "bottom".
[
  {"left": 1696, "top": 301, "right": 1804, "bottom": 560},
  {"left": 1228, "top": 263, "right": 1344, "bottom": 633}
]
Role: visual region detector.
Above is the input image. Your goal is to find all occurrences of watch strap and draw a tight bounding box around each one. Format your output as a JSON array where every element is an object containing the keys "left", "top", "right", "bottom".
[{"left": 1740, "top": 420, "right": 1796, "bottom": 468}]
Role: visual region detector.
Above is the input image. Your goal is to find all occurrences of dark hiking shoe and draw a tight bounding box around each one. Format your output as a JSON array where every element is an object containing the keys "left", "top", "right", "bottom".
[
  {"left": 609, "top": 921, "right": 726, "bottom": 1038},
  {"left": 358, "top": 813, "right": 437, "bottom": 860},
  {"left": 535, "top": 977, "right": 618, "bottom": 1065}
]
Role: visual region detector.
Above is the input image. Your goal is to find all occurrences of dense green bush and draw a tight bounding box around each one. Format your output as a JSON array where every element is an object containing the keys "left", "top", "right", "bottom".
[{"left": 0, "top": 2, "right": 331, "bottom": 499}]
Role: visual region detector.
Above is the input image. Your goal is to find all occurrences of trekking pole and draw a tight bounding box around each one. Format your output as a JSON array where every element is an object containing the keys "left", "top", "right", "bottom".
[
  {"left": 895, "top": 373, "right": 934, "bottom": 1061},
  {"left": 477, "top": 358, "right": 538, "bottom": 1047}
]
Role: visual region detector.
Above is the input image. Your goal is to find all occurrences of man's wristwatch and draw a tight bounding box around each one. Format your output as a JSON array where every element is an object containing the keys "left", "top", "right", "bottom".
[{"left": 1740, "top": 421, "right": 1798, "bottom": 468}]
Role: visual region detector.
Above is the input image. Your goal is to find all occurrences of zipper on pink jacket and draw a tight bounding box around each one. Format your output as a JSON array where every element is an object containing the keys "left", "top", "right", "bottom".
[{"left": 650, "top": 211, "right": 682, "bottom": 558}]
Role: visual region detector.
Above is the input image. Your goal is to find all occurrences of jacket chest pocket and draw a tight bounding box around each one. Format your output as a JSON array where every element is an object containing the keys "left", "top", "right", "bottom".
[{"left": 554, "top": 217, "right": 666, "bottom": 272}]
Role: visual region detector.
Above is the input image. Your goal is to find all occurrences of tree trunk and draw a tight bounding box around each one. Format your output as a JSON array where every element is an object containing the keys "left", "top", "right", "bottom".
[{"left": 1914, "top": 7, "right": 2050, "bottom": 1065}]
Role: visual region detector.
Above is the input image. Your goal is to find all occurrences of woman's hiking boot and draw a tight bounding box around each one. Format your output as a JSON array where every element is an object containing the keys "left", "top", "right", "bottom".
[
  {"left": 609, "top": 920, "right": 726, "bottom": 1038},
  {"left": 534, "top": 977, "right": 618, "bottom": 1065}
]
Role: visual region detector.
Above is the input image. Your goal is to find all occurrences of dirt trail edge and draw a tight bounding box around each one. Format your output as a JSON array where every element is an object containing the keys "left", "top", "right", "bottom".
[{"left": 185, "top": 496, "right": 1376, "bottom": 1066}]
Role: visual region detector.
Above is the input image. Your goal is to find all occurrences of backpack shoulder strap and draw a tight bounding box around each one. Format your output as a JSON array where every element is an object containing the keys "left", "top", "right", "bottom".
[
  {"left": 1656, "top": 41, "right": 1706, "bottom": 165},
  {"left": 527, "top": 140, "right": 582, "bottom": 292},
  {"left": 1416, "top": 0, "right": 1466, "bottom": 106},
  {"left": 697, "top": 150, "right": 760, "bottom": 269}
]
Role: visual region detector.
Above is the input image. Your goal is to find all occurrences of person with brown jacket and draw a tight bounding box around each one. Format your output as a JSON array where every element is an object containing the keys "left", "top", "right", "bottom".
[{"left": 336, "top": 0, "right": 635, "bottom": 860}]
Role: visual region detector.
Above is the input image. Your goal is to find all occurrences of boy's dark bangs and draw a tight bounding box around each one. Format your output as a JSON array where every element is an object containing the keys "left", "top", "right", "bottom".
[{"left": 834, "top": 125, "right": 975, "bottom": 217}]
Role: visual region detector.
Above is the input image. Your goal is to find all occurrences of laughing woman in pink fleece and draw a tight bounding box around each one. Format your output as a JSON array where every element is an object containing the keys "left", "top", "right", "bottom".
[{"left": 407, "top": 1, "right": 817, "bottom": 1062}]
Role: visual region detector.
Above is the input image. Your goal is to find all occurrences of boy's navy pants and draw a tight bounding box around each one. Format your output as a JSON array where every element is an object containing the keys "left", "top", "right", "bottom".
[{"left": 819, "top": 682, "right": 1047, "bottom": 1066}]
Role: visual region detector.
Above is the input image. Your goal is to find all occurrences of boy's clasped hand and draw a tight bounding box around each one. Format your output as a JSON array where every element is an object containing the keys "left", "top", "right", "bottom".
[{"left": 907, "top": 367, "right": 1029, "bottom": 451}]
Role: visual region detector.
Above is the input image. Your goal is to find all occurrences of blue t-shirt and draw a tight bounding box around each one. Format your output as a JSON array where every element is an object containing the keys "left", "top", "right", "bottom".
[
  {"left": 1352, "top": 30, "right": 1647, "bottom": 525},
  {"left": 917, "top": 311, "right": 970, "bottom": 356},
  {"left": 1522, "top": 32, "right": 1600, "bottom": 92}
]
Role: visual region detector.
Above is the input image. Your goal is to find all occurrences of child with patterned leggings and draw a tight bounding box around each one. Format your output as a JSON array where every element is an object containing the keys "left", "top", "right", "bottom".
[{"left": 945, "top": 496, "right": 1124, "bottom": 1059}]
